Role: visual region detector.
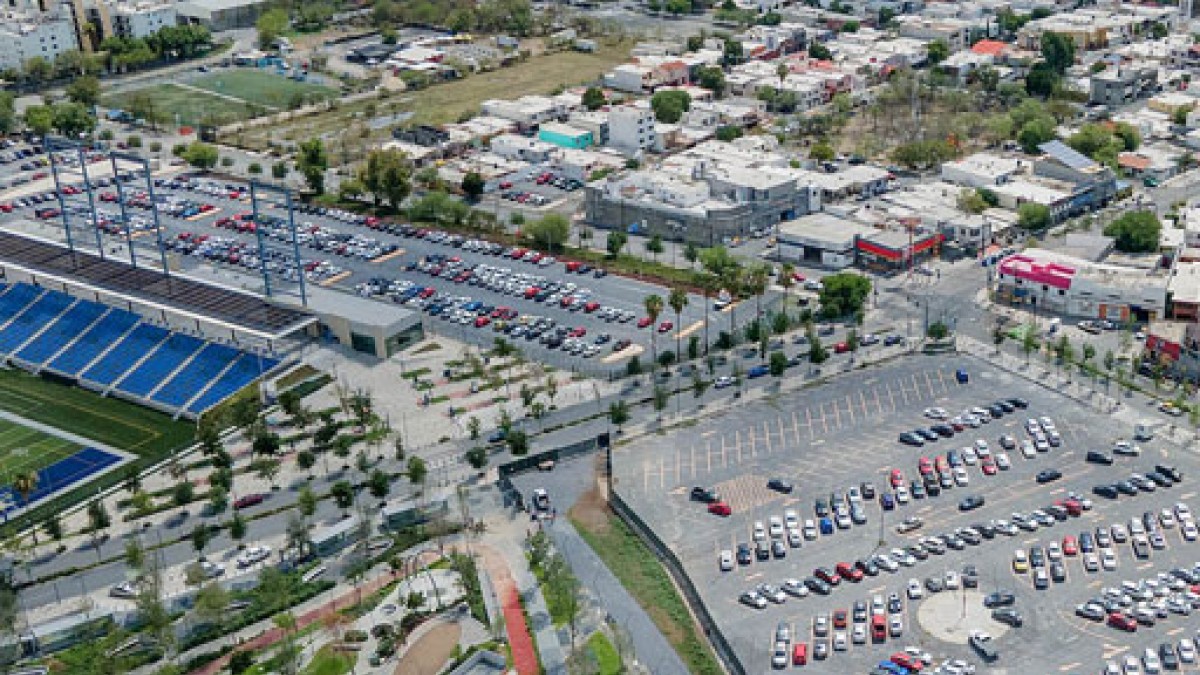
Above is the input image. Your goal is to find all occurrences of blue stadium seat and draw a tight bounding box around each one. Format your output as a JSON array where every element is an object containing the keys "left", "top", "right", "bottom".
[
  {"left": 16, "top": 301, "right": 107, "bottom": 365},
  {"left": 152, "top": 343, "right": 242, "bottom": 408},
  {"left": 0, "top": 284, "right": 41, "bottom": 318},
  {"left": 81, "top": 323, "right": 170, "bottom": 386},
  {"left": 187, "top": 353, "right": 277, "bottom": 414},
  {"left": 115, "top": 333, "right": 206, "bottom": 397},
  {"left": 47, "top": 308, "right": 140, "bottom": 376},
  {"left": 0, "top": 290, "right": 74, "bottom": 354}
]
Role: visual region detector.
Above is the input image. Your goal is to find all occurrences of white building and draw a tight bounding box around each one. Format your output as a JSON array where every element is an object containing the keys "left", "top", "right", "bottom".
[
  {"left": 0, "top": 10, "right": 78, "bottom": 72},
  {"left": 996, "top": 248, "right": 1167, "bottom": 321},
  {"left": 480, "top": 95, "right": 566, "bottom": 126},
  {"left": 940, "top": 153, "right": 1027, "bottom": 188},
  {"left": 489, "top": 134, "right": 556, "bottom": 163},
  {"left": 608, "top": 105, "right": 656, "bottom": 155},
  {"left": 107, "top": 0, "right": 176, "bottom": 38}
]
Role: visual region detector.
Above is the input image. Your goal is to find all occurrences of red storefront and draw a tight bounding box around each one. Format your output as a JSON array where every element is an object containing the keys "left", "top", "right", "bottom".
[{"left": 855, "top": 231, "right": 945, "bottom": 271}]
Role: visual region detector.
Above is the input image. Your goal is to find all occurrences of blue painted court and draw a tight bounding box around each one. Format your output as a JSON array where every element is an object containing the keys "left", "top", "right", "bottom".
[{"left": 0, "top": 447, "right": 123, "bottom": 515}]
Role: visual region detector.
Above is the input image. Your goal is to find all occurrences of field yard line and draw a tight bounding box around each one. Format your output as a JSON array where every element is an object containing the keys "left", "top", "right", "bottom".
[
  {"left": 171, "top": 82, "right": 280, "bottom": 111},
  {"left": 0, "top": 383, "right": 161, "bottom": 449},
  {"left": 0, "top": 410, "right": 136, "bottom": 463}
]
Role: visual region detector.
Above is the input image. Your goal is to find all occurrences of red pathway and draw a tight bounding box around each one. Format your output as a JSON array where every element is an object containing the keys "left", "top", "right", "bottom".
[{"left": 478, "top": 545, "right": 539, "bottom": 675}]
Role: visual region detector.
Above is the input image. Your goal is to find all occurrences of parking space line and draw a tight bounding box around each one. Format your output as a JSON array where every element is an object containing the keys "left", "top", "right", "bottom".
[
  {"left": 689, "top": 445, "right": 696, "bottom": 480},
  {"left": 834, "top": 400, "right": 843, "bottom": 429},
  {"left": 806, "top": 407, "right": 814, "bottom": 439},
  {"left": 765, "top": 419, "right": 775, "bottom": 455},
  {"left": 820, "top": 405, "right": 829, "bottom": 435},
  {"left": 722, "top": 435, "right": 728, "bottom": 469},
  {"left": 659, "top": 456, "right": 666, "bottom": 489},
  {"left": 777, "top": 417, "right": 786, "bottom": 454},
  {"left": 924, "top": 371, "right": 935, "bottom": 398},
  {"left": 735, "top": 430, "right": 743, "bottom": 464},
  {"left": 846, "top": 394, "right": 856, "bottom": 426},
  {"left": 748, "top": 427, "right": 756, "bottom": 459},
  {"left": 859, "top": 390, "right": 869, "bottom": 418}
]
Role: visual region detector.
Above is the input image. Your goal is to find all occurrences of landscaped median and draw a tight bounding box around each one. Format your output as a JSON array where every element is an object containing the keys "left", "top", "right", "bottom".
[{"left": 570, "top": 506, "right": 722, "bottom": 675}]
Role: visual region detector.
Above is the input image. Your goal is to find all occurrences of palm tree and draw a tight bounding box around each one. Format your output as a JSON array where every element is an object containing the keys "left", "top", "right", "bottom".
[
  {"left": 700, "top": 273, "right": 718, "bottom": 354},
  {"left": 492, "top": 338, "right": 517, "bottom": 399},
  {"left": 722, "top": 266, "right": 743, "bottom": 348},
  {"left": 746, "top": 263, "right": 770, "bottom": 326},
  {"left": 13, "top": 471, "right": 37, "bottom": 509},
  {"left": 644, "top": 294, "right": 664, "bottom": 365},
  {"left": 668, "top": 287, "right": 689, "bottom": 365},
  {"left": 778, "top": 263, "right": 796, "bottom": 319}
]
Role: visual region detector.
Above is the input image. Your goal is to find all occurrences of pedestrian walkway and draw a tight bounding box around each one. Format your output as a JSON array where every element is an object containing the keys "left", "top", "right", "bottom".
[{"left": 476, "top": 544, "right": 539, "bottom": 675}]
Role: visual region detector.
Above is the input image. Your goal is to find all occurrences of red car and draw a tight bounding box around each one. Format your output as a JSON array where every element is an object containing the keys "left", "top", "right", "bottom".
[
  {"left": 833, "top": 609, "right": 848, "bottom": 629},
  {"left": 499, "top": 180, "right": 513, "bottom": 189},
  {"left": 813, "top": 567, "right": 840, "bottom": 586},
  {"left": 524, "top": 287, "right": 540, "bottom": 299},
  {"left": 637, "top": 317, "right": 652, "bottom": 328},
  {"left": 0, "top": 203, "right": 11, "bottom": 213},
  {"left": 418, "top": 287, "right": 436, "bottom": 299},
  {"left": 1061, "top": 498, "right": 1083, "bottom": 516},
  {"left": 583, "top": 301, "right": 600, "bottom": 313},
  {"left": 657, "top": 321, "right": 674, "bottom": 333},
  {"left": 935, "top": 455, "right": 949, "bottom": 472},
  {"left": 568, "top": 327, "right": 587, "bottom": 338},
  {"left": 707, "top": 501, "right": 731, "bottom": 516},
  {"left": 560, "top": 296, "right": 575, "bottom": 308},
  {"left": 474, "top": 316, "right": 491, "bottom": 328},
  {"left": 835, "top": 562, "right": 864, "bottom": 582},
  {"left": 1062, "top": 535, "right": 1078, "bottom": 556},
  {"left": 234, "top": 494, "right": 264, "bottom": 509},
  {"left": 1107, "top": 612, "right": 1137, "bottom": 632},
  {"left": 834, "top": 341, "right": 850, "bottom": 353},
  {"left": 917, "top": 457, "right": 933, "bottom": 476},
  {"left": 872, "top": 615, "right": 887, "bottom": 642},
  {"left": 891, "top": 653, "right": 925, "bottom": 670},
  {"left": 980, "top": 457, "right": 997, "bottom": 475},
  {"left": 890, "top": 469, "right": 905, "bottom": 488},
  {"left": 509, "top": 248, "right": 527, "bottom": 259}
]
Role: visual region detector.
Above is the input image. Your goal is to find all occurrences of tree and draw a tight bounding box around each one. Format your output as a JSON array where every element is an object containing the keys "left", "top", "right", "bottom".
[
  {"left": 769, "top": 351, "right": 788, "bottom": 377},
  {"left": 229, "top": 512, "right": 247, "bottom": 545},
  {"left": 506, "top": 429, "right": 529, "bottom": 455},
  {"left": 466, "top": 446, "right": 488, "bottom": 470},
  {"left": 173, "top": 481, "right": 194, "bottom": 507},
  {"left": 1104, "top": 210, "right": 1161, "bottom": 253},
  {"left": 51, "top": 102, "right": 95, "bottom": 137},
  {"left": 926, "top": 39, "right": 950, "bottom": 65},
  {"left": 13, "top": 471, "right": 37, "bottom": 509},
  {"left": 809, "top": 42, "right": 831, "bottom": 60},
  {"left": 272, "top": 161, "right": 289, "bottom": 180},
  {"left": 810, "top": 142, "right": 835, "bottom": 162},
  {"left": 43, "top": 513, "right": 62, "bottom": 541},
  {"left": 467, "top": 416, "right": 481, "bottom": 440},
  {"left": 644, "top": 293, "right": 664, "bottom": 364},
  {"left": 66, "top": 75, "right": 101, "bottom": 107},
  {"left": 1024, "top": 61, "right": 1059, "bottom": 98},
  {"left": 191, "top": 524, "right": 211, "bottom": 559},
  {"left": 407, "top": 456, "right": 428, "bottom": 485},
  {"left": 252, "top": 431, "right": 281, "bottom": 456},
  {"left": 297, "top": 485, "right": 317, "bottom": 519},
  {"left": 698, "top": 66, "right": 726, "bottom": 97},
  {"left": 23, "top": 104, "right": 53, "bottom": 137},
  {"left": 1017, "top": 116, "right": 1057, "bottom": 153},
  {"left": 461, "top": 172, "right": 485, "bottom": 201},
  {"left": 582, "top": 86, "right": 606, "bottom": 111},
  {"left": 0, "top": 92, "right": 16, "bottom": 135},
  {"left": 526, "top": 213, "right": 571, "bottom": 252},
  {"left": 1041, "top": 32, "right": 1076, "bottom": 74},
  {"left": 251, "top": 457, "right": 281, "bottom": 488},
  {"left": 331, "top": 481, "right": 354, "bottom": 511},
  {"left": 606, "top": 230, "right": 627, "bottom": 258},
  {"left": 1017, "top": 202, "right": 1052, "bottom": 231},
  {"left": 715, "top": 125, "right": 742, "bottom": 142},
  {"left": 125, "top": 539, "right": 145, "bottom": 572},
  {"left": 256, "top": 8, "right": 289, "bottom": 49},
  {"left": 667, "top": 287, "right": 689, "bottom": 368},
  {"left": 208, "top": 487, "right": 228, "bottom": 517},
  {"left": 22, "top": 56, "right": 52, "bottom": 85},
  {"left": 609, "top": 400, "right": 630, "bottom": 430},
  {"left": 645, "top": 234, "right": 664, "bottom": 262},
  {"left": 182, "top": 141, "right": 219, "bottom": 170},
  {"left": 927, "top": 321, "right": 949, "bottom": 340},
  {"left": 650, "top": 90, "right": 691, "bottom": 123},
  {"left": 958, "top": 188, "right": 988, "bottom": 214},
  {"left": 193, "top": 582, "right": 229, "bottom": 629},
  {"left": 368, "top": 469, "right": 391, "bottom": 500},
  {"left": 296, "top": 138, "right": 328, "bottom": 194},
  {"left": 817, "top": 272, "right": 871, "bottom": 319}
]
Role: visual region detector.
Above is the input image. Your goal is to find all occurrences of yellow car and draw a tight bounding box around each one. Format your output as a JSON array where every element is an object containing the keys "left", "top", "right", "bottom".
[{"left": 1012, "top": 550, "right": 1029, "bottom": 574}]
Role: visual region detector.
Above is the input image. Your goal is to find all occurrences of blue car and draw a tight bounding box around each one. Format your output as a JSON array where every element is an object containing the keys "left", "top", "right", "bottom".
[
  {"left": 747, "top": 365, "right": 770, "bottom": 379},
  {"left": 877, "top": 662, "right": 910, "bottom": 675},
  {"left": 880, "top": 493, "right": 896, "bottom": 511},
  {"left": 819, "top": 517, "right": 834, "bottom": 535},
  {"left": 956, "top": 368, "right": 969, "bottom": 383}
]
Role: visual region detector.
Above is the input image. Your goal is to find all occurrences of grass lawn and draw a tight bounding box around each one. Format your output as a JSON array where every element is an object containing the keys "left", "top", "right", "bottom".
[
  {"left": 0, "top": 369, "right": 194, "bottom": 455},
  {"left": 190, "top": 69, "right": 338, "bottom": 110},
  {"left": 587, "top": 632, "right": 621, "bottom": 675},
  {"left": 300, "top": 645, "right": 355, "bottom": 675},
  {"left": 571, "top": 505, "right": 722, "bottom": 675},
  {"left": 102, "top": 83, "right": 265, "bottom": 127}
]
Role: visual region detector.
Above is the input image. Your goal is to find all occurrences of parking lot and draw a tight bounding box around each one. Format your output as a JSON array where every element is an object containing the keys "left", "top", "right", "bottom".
[
  {"left": 612, "top": 354, "right": 1200, "bottom": 674},
  {"left": 0, "top": 162, "right": 730, "bottom": 372}
]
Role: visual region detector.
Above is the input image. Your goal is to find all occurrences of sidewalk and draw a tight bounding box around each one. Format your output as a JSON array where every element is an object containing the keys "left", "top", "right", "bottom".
[{"left": 476, "top": 543, "right": 539, "bottom": 675}]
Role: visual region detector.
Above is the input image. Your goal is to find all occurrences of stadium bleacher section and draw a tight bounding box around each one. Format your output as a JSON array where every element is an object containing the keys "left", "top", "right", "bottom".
[{"left": 0, "top": 283, "right": 280, "bottom": 416}]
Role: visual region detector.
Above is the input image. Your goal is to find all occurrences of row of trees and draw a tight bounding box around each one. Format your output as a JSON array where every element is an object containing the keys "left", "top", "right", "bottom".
[{"left": 373, "top": 0, "right": 536, "bottom": 37}]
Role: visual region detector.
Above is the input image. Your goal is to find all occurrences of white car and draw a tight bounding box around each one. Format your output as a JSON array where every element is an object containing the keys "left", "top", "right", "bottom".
[
  {"left": 907, "top": 578, "right": 924, "bottom": 599},
  {"left": 768, "top": 516, "right": 784, "bottom": 539},
  {"left": 782, "top": 578, "right": 809, "bottom": 598},
  {"left": 1183, "top": 521, "right": 1198, "bottom": 542},
  {"left": 753, "top": 521, "right": 766, "bottom": 541},
  {"left": 852, "top": 623, "right": 867, "bottom": 644},
  {"left": 771, "top": 641, "right": 788, "bottom": 669},
  {"left": 924, "top": 407, "right": 949, "bottom": 420},
  {"left": 1020, "top": 440, "right": 1037, "bottom": 458},
  {"left": 803, "top": 519, "right": 818, "bottom": 540},
  {"left": 1144, "top": 647, "right": 1163, "bottom": 673},
  {"left": 961, "top": 447, "right": 978, "bottom": 465},
  {"left": 1113, "top": 440, "right": 1142, "bottom": 456},
  {"left": 1160, "top": 509, "right": 1177, "bottom": 529},
  {"left": 1047, "top": 541, "right": 1063, "bottom": 561},
  {"left": 952, "top": 466, "right": 969, "bottom": 486},
  {"left": 1102, "top": 548, "right": 1118, "bottom": 570},
  {"left": 895, "top": 485, "right": 911, "bottom": 503},
  {"left": 995, "top": 452, "right": 1011, "bottom": 470},
  {"left": 237, "top": 545, "right": 271, "bottom": 568},
  {"left": 1176, "top": 503, "right": 1193, "bottom": 520},
  {"left": 833, "top": 631, "right": 848, "bottom": 651},
  {"left": 974, "top": 439, "right": 989, "bottom": 455},
  {"left": 719, "top": 550, "right": 734, "bottom": 571},
  {"left": 889, "top": 615, "right": 904, "bottom": 637},
  {"left": 1179, "top": 638, "right": 1197, "bottom": 663},
  {"left": 1083, "top": 552, "right": 1100, "bottom": 572},
  {"left": 784, "top": 509, "right": 799, "bottom": 530},
  {"left": 945, "top": 570, "right": 960, "bottom": 589}
]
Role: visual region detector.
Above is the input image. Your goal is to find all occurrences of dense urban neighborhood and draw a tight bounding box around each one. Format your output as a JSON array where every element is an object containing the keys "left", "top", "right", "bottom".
[{"left": 5, "top": 0, "right": 1200, "bottom": 674}]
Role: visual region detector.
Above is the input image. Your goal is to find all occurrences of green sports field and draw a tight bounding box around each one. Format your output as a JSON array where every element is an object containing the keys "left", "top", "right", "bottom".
[
  {"left": 0, "top": 418, "right": 82, "bottom": 482},
  {"left": 188, "top": 69, "right": 338, "bottom": 110},
  {"left": 0, "top": 369, "right": 194, "bottom": 455},
  {"left": 102, "top": 83, "right": 267, "bottom": 128}
]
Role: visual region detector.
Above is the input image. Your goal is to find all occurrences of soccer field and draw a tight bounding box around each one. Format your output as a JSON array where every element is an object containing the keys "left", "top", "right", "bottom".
[
  {"left": 102, "top": 83, "right": 266, "bottom": 128},
  {"left": 0, "top": 418, "right": 81, "bottom": 480},
  {"left": 0, "top": 369, "right": 194, "bottom": 456},
  {"left": 189, "top": 69, "right": 338, "bottom": 110}
]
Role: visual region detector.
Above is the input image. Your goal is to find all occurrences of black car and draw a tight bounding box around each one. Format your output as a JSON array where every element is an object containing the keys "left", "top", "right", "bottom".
[
  {"left": 999, "top": 435, "right": 1016, "bottom": 450},
  {"left": 899, "top": 432, "right": 925, "bottom": 446},
  {"left": 1161, "top": 643, "right": 1180, "bottom": 670},
  {"left": 1036, "top": 469, "right": 1063, "bottom": 484},
  {"left": 1050, "top": 561, "right": 1066, "bottom": 582},
  {"left": 1029, "top": 546, "right": 1045, "bottom": 568},
  {"left": 756, "top": 541, "right": 770, "bottom": 560},
  {"left": 690, "top": 487, "right": 720, "bottom": 503},
  {"left": 925, "top": 480, "right": 941, "bottom": 497},
  {"left": 1116, "top": 480, "right": 1139, "bottom": 496},
  {"left": 1008, "top": 397, "right": 1029, "bottom": 409},
  {"left": 1146, "top": 471, "right": 1172, "bottom": 487},
  {"left": 984, "top": 591, "right": 1016, "bottom": 608},
  {"left": 959, "top": 495, "right": 985, "bottom": 511},
  {"left": 992, "top": 608, "right": 1023, "bottom": 627},
  {"left": 1086, "top": 451, "right": 1114, "bottom": 465},
  {"left": 995, "top": 400, "right": 1015, "bottom": 413},
  {"left": 767, "top": 478, "right": 794, "bottom": 494},
  {"left": 771, "top": 540, "right": 787, "bottom": 559},
  {"left": 736, "top": 544, "right": 752, "bottom": 565},
  {"left": 987, "top": 404, "right": 1006, "bottom": 418},
  {"left": 931, "top": 423, "right": 955, "bottom": 437},
  {"left": 1156, "top": 464, "right": 1183, "bottom": 482},
  {"left": 860, "top": 481, "right": 876, "bottom": 499},
  {"left": 856, "top": 559, "right": 880, "bottom": 576},
  {"left": 814, "top": 498, "right": 830, "bottom": 517},
  {"left": 1075, "top": 603, "right": 1105, "bottom": 621},
  {"left": 917, "top": 428, "right": 940, "bottom": 442},
  {"left": 1079, "top": 532, "right": 1095, "bottom": 552},
  {"left": 1132, "top": 538, "right": 1150, "bottom": 559},
  {"left": 853, "top": 600, "right": 868, "bottom": 623},
  {"left": 805, "top": 576, "right": 831, "bottom": 595}
]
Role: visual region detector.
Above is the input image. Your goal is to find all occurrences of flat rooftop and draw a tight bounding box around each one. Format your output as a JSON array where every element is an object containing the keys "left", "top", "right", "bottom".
[{"left": 0, "top": 229, "right": 314, "bottom": 338}]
